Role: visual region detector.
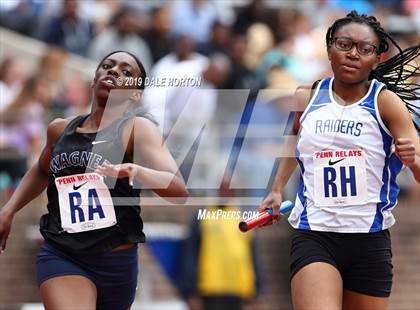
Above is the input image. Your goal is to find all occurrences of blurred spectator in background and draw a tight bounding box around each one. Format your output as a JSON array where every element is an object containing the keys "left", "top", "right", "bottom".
[
  {"left": 255, "top": 8, "right": 331, "bottom": 88},
  {"left": 0, "top": 57, "right": 25, "bottom": 112},
  {"left": 170, "top": 52, "right": 232, "bottom": 183},
  {"left": 178, "top": 178, "right": 262, "bottom": 310},
  {"left": 0, "top": 0, "right": 42, "bottom": 36},
  {"left": 143, "top": 40, "right": 230, "bottom": 183},
  {"left": 170, "top": 0, "right": 218, "bottom": 44},
  {"left": 157, "top": 51, "right": 230, "bottom": 138},
  {"left": 198, "top": 21, "right": 232, "bottom": 57},
  {"left": 143, "top": 35, "right": 208, "bottom": 131},
  {"left": 233, "top": 0, "right": 269, "bottom": 35},
  {"left": 0, "top": 0, "right": 43, "bottom": 37},
  {"left": 35, "top": 48, "right": 70, "bottom": 120},
  {"left": 228, "top": 93, "right": 291, "bottom": 191},
  {"left": 243, "top": 23, "right": 274, "bottom": 72},
  {"left": 143, "top": 5, "right": 173, "bottom": 63},
  {"left": 88, "top": 6, "right": 152, "bottom": 72},
  {"left": 256, "top": 9, "right": 326, "bottom": 87},
  {"left": 255, "top": 31, "right": 297, "bottom": 89},
  {"left": 37, "top": 47, "right": 68, "bottom": 82},
  {"left": 201, "top": 53, "right": 232, "bottom": 91},
  {"left": 403, "top": 0, "right": 420, "bottom": 16},
  {"left": 0, "top": 75, "right": 52, "bottom": 187},
  {"left": 77, "top": 0, "right": 116, "bottom": 35},
  {"left": 41, "top": 0, "right": 94, "bottom": 57},
  {"left": 61, "top": 75, "right": 91, "bottom": 118},
  {"left": 116, "top": 1, "right": 153, "bottom": 36},
  {"left": 218, "top": 35, "right": 259, "bottom": 125},
  {"left": 289, "top": 10, "right": 327, "bottom": 82},
  {"left": 327, "top": 0, "right": 374, "bottom": 14},
  {"left": 226, "top": 35, "right": 258, "bottom": 91}
]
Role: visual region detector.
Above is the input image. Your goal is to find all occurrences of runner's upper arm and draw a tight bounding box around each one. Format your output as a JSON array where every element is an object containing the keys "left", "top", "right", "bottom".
[
  {"left": 122, "top": 117, "right": 180, "bottom": 174},
  {"left": 292, "top": 82, "right": 318, "bottom": 134},
  {"left": 378, "top": 90, "right": 420, "bottom": 153},
  {"left": 38, "top": 118, "right": 71, "bottom": 176}
]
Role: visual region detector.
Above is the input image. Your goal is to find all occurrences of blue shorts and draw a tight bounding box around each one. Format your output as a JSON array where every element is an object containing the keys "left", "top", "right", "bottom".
[{"left": 37, "top": 242, "right": 138, "bottom": 310}]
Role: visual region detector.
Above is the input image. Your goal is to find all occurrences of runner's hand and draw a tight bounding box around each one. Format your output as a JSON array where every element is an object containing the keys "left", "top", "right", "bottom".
[
  {"left": 95, "top": 162, "right": 139, "bottom": 186},
  {"left": 394, "top": 138, "right": 416, "bottom": 167},
  {"left": 0, "top": 208, "right": 14, "bottom": 254},
  {"left": 258, "top": 192, "right": 283, "bottom": 224}
]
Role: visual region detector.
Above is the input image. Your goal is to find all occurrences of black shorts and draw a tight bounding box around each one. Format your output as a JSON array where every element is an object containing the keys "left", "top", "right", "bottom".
[{"left": 290, "top": 229, "right": 393, "bottom": 297}]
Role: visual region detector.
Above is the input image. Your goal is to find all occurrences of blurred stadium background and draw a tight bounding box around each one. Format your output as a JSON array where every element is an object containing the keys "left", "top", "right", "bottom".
[{"left": 0, "top": 0, "right": 419, "bottom": 309}]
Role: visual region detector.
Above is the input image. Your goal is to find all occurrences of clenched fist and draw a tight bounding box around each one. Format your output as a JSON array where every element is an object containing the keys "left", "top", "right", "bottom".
[{"left": 394, "top": 138, "right": 417, "bottom": 167}]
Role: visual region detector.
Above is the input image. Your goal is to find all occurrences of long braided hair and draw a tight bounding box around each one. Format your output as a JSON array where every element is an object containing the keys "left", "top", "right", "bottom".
[{"left": 326, "top": 10, "right": 420, "bottom": 131}]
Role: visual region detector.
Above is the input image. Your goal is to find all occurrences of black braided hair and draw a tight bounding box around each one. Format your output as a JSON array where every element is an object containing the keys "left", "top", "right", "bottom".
[{"left": 326, "top": 10, "right": 420, "bottom": 132}]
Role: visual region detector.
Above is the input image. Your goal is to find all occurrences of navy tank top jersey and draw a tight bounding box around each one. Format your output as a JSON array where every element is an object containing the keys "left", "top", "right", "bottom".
[{"left": 40, "top": 114, "right": 145, "bottom": 253}]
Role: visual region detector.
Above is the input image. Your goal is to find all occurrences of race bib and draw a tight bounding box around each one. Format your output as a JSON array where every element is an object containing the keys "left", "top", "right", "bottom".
[
  {"left": 55, "top": 172, "right": 117, "bottom": 233},
  {"left": 313, "top": 149, "right": 367, "bottom": 207}
]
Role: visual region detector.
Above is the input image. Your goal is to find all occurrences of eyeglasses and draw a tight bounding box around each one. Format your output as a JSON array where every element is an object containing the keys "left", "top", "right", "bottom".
[{"left": 332, "top": 37, "right": 377, "bottom": 56}]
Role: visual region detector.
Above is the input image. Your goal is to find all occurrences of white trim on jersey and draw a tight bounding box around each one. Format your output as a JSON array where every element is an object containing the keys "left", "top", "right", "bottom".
[
  {"left": 373, "top": 82, "right": 392, "bottom": 136},
  {"left": 329, "top": 77, "right": 376, "bottom": 109},
  {"left": 299, "top": 80, "right": 323, "bottom": 124}
]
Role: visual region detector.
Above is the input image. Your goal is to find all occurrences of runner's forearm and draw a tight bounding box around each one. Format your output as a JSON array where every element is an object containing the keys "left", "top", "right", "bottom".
[
  {"left": 1, "top": 163, "right": 49, "bottom": 216},
  {"left": 408, "top": 154, "right": 420, "bottom": 183},
  {"left": 271, "top": 156, "right": 298, "bottom": 193},
  {"left": 135, "top": 166, "right": 188, "bottom": 198}
]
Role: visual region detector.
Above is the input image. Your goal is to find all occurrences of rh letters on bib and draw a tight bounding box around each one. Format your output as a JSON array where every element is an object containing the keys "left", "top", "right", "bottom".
[{"left": 313, "top": 149, "right": 368, "bottom": 207}]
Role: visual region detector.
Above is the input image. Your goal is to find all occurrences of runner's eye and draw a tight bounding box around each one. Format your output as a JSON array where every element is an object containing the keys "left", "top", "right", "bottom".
[
  {"left": 358, "top": 44, "right": 375, "bottom": 55},
  {"left": 335, "top": 38, "right": 352, "bottom": 50}
]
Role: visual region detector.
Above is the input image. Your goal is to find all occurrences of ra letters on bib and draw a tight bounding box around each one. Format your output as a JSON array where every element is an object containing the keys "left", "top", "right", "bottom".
[
  {"left": 313, "top": 149, "right": 368, "bottom": 207},
  {"left": 55, "top": 173, "right": 117, "bottom": 233}
]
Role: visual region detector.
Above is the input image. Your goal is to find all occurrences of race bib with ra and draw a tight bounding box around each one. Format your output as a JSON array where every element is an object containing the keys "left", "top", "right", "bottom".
[{"left": 55, "top": 172, "right": 117, "bottom": 233}]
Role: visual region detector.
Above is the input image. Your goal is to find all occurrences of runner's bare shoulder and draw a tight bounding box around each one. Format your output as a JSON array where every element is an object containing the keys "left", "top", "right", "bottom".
[
  {"left": 38, "top": 117, "right": 78, "bottom": 175},
  {"left": 46, "top": 117, "right": 76, "bottom": 144},
  {"left": 295, "top": 81, "right": 320, "bottom": 111}
]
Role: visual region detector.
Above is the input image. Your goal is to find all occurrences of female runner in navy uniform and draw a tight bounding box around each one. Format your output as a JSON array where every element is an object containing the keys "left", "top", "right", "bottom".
[
  {"left": 260, "top": 11, "right": 419, "bottom": 310},
  {"left": 0, "top": 51, "right": 188, "bottom": 309}
]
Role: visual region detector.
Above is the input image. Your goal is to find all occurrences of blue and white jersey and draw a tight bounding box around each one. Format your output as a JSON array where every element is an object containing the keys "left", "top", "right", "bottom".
[{"left": 288, "top": 77, "right": 403, "bottom": 233}]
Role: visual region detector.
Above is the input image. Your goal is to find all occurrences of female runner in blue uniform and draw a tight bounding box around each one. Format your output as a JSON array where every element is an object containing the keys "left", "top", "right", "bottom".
[
  {"left": 260, "top": 11, "right": 419, "bottom": 310},
  {"left": 0, "top": 51, "right": 188, "bottom": 309}
]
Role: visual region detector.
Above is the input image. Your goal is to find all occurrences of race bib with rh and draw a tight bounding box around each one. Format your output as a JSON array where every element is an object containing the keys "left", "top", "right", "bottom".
[
  {"left": 55, "top": 172, "right": 117, "bottom": 233},
  {"left": 313, "top": 149, "right": 368, "bottom": 207}
]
